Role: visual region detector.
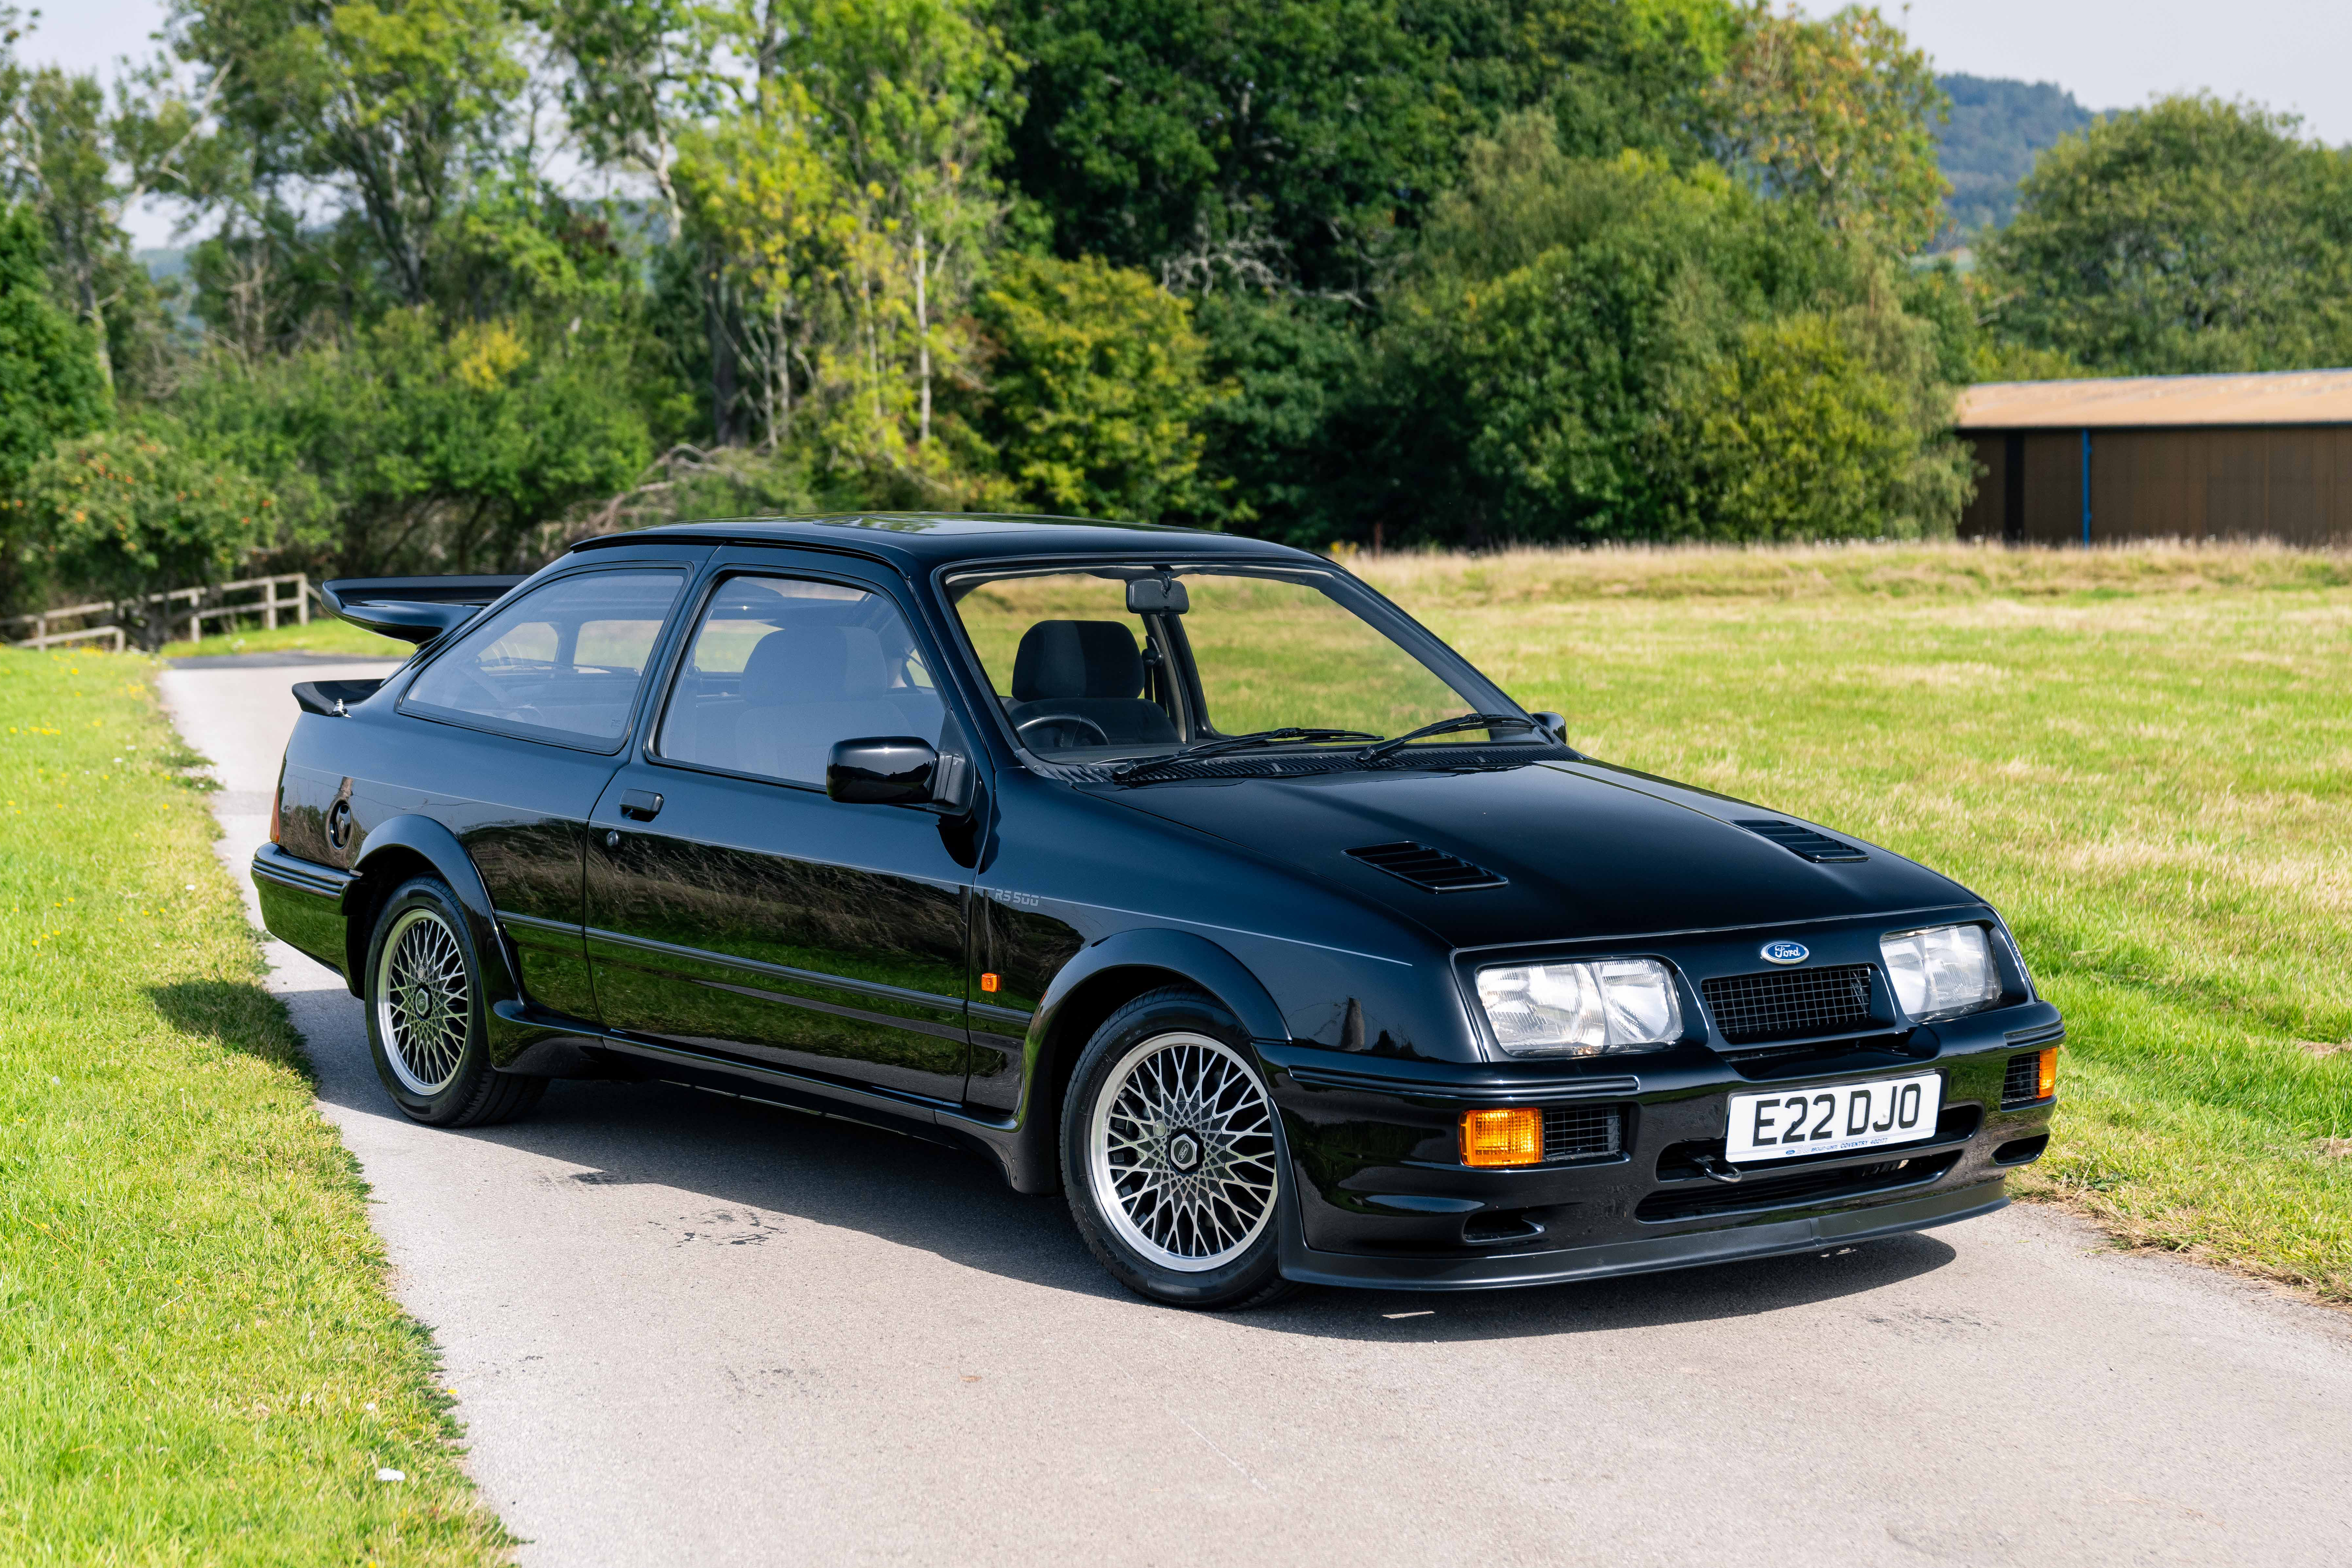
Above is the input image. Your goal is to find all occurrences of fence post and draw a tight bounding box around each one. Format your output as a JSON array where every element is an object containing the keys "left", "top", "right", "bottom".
[
  {"left": 296, "top": 573, "right": 310, "bottom": 625},
  {"left": 266, "top": 577, "right": 280, "bottom": 631}
]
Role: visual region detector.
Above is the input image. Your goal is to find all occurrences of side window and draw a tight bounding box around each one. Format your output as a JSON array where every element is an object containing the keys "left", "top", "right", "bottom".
[
  {"left": 656, "top": 573, "right": 945, "bottom": 786},
  {"left": 403, "top": 570, "right": 684, "bottom": 746}
]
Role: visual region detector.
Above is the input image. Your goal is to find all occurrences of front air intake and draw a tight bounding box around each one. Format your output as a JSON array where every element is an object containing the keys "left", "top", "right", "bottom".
[
  {"left": 1544, "top": 1105, "right": 1623, "bottom": 1162},
  {"left": 1734, "top": 819, "right": 1868, "bottom": 863},
  {"left": 1345, "top": 841, "right": 1506, "bottom": 891},
  {"left": 2001, "top": 1052, "right": 2050, "bottom": 1107}
]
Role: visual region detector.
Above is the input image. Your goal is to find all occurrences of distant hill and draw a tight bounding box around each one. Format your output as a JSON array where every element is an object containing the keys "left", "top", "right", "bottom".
[{"left": 1933, "top": 74, "right": 2102, "bottom": 248}]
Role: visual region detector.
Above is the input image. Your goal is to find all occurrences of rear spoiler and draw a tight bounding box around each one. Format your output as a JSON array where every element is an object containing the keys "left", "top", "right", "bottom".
[{"left": 320, "top": 575, "right": 524, "bottom": 647}]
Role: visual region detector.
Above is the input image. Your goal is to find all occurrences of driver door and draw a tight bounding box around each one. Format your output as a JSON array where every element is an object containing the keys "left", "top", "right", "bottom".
[{"left": 583, "top": 552, "right": 975, "bottom": 1105}]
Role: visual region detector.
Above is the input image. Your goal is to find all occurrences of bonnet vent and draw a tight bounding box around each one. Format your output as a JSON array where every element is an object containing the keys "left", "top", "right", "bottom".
[
  {"left": 1345, "top": 841, "right": 1507, "bottom": 892},
  {"left": 1735, "top": 819, "right": 1867, "bottom": 863}
]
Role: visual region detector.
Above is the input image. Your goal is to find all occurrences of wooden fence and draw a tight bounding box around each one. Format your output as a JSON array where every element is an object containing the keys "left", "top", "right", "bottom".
[{"left": 4, "top": 573, "right": 316, "bottom": 652}]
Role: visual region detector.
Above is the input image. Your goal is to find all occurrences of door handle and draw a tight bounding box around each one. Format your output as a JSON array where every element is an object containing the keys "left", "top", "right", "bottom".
[{"left": 619, "top": 790, "right": 664, "bottom": 821}]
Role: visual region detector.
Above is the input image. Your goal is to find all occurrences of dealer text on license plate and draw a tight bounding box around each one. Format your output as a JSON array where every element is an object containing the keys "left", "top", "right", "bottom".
[{"left": 1725, "top": 1072, "right": 1943, "bottom": 1164}]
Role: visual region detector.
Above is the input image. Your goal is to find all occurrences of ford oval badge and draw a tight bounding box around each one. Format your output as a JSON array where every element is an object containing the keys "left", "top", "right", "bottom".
[{"left": 1761, "top": 940, "right": 1809, "bottom": 965}]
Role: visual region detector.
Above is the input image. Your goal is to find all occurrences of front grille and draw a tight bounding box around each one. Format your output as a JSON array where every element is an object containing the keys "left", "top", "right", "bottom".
[
  {"left": 1544, "top": 1105, "right": 1623, "bottom": 1162},
  {"left": 1635, "top": 1152, "right": 1958, "bottom": 1222},
  {"left": 1702, "top": 964, "right": 1876, "bottom": 1043},
  {"left": 1345, "top": 840, "right": 1507, "bottom": 891},
  {"left": 2001, "top": 1051, "right": 2047, "bottom": 1107}
]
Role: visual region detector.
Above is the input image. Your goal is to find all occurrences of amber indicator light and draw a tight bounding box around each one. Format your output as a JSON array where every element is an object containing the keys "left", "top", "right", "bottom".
[
  {"left": 2037, "top": 1047, "right": 2058, "bottom": 1100},
  {"left": 1461, "top": 1107, "right": 1542, "bottom": 1167},
  {"left": 979, "top": 972, "right": 1000, "bottom": 994}
]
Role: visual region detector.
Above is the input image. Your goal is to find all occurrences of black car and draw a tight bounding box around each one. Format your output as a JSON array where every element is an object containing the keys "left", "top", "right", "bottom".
[{"left": 254, "top": 515, "right": 2061, "bottom": 1308}]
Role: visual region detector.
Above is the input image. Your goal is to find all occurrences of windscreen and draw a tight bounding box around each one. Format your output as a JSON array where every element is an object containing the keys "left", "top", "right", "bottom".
[{"left": 947, "top": 564, "right": 1527, "bottom": 762}]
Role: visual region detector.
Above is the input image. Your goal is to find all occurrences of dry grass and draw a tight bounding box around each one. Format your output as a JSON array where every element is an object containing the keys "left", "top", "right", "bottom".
[{"left": 1346, "top": 537, "right": 2352, "bottom": 605}]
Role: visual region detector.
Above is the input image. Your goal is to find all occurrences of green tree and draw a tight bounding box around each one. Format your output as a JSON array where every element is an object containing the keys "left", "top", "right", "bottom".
[
  {"left": 1710, "top": 2, "right": 1948, "bottom": 256},
  {"left": 1178, "top": 291, "right": 1366, "bottom": 539},
  {"left": 169, "top": 308, "right": 653, "bottom": 574},
  {"left": 1365, "top": 116, "right": 1965, "bottom": 544},
  {"left": 0, "top": 204, "right": 109, "bottom": 493},
  {"left": 973, "top": 253, "right": 1212, "bottom": 520},
  {"left": 1666, "top": 302, "right": 1965, "bottom": 540},
  {"left": 168, "top": 0, "right": 526, "bottom": 306},
  {"left": 10, "top": 428, "right": 274, "bottom": 645},
  {"left": 1982, "top": 95, "right": 2352, "bottom": 373},
  {"left": 997, "top": 0, "right": 1743, "bottom": 295},
  {"left": 0, "top": 9, "right": 217, "bottom": 395}
]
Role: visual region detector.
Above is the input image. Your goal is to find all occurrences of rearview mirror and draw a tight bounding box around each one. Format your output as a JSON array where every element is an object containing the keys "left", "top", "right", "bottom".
[
  {"left": 1125, "top": 577, "right": 1190, "bottom": 615},
  {"left": 826, "top": 737, "right": 973, "bottom": 812}
]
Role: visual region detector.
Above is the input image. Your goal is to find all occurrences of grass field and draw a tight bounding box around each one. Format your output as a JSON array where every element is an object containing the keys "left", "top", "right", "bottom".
[
  {"left": 1357, "top": 541, "right": 2352, "bottom": 1303},
  {"left": 0, "top": 648, "right": 505, "bottom": 1562}
]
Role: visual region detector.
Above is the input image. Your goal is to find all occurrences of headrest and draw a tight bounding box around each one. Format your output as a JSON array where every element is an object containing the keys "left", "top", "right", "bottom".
[
  {"left": 741, "top": 625, "right": 890, "bottom": 705},
  {"left": 1012, "top": 620, "right": 1143, "bottom": 702}
]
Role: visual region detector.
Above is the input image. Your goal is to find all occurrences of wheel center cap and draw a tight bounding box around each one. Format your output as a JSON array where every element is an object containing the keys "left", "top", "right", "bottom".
[
  {"left": 410, "top": 985, "right": 436, "bottom": 1015},
  {"left": 1168, "top": 1132, "right": 1202, "bottom": 1172}
]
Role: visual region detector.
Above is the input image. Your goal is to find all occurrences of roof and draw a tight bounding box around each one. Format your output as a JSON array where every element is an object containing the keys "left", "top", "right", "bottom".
[
  {"left": 1955, "top": 369, "right": 2352, "bottom": 430},
  {"left": 570, "top": 512, "right": 1319, "bottom": 567}
]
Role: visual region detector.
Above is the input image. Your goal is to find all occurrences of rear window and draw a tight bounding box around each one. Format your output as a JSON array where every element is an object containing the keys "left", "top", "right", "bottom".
[{"left": 402, "top": 570, "right": 684, "bottom": 747}]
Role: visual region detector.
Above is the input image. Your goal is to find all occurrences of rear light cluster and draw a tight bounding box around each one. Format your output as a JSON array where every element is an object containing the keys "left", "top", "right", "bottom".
[
  {"left": 1460, "top": 1105, "right": 1625, "bottom": 1167},
  {"left": 2001, "top": 1048, "right": 2058, "bottom": 1107}
]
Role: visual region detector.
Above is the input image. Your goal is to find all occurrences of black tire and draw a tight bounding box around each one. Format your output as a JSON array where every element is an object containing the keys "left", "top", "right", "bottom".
[
  {"left": 1061, "top": 986, "right": 1296, "bottom": 1310},
  {"left": 362, "top": 876, "right": 544, "bottom": 1128}
]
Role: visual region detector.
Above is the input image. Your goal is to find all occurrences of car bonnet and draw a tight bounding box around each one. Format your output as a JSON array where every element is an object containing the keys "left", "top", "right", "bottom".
[{"left": 1092, "top": 757, "right": 1976, "bottom": 951}]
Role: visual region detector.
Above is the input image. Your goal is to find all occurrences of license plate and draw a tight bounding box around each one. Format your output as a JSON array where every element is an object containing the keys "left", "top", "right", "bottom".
[{"left": 1725, "top": 1072, "right": 1943, "bottom": 1164}]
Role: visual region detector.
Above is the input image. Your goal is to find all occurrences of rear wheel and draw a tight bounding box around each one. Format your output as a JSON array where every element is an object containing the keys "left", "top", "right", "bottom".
[
  {"left": 1062, "top": 988, "right": 1294, "bottom": 1309},
  {"left": 363, "top": 876, "right": 543, "bottom": 1127}
]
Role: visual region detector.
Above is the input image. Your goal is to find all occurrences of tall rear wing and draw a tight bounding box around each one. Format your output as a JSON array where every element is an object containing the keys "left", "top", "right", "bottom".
[{"left": 319, "top": 575, "right": 525, "bottom": 647}]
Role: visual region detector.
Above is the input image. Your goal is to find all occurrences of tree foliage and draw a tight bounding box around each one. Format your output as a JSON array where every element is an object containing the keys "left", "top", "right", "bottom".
[
  {"left": 1983, "top": 96, "right": 2352, "bottom": 375},
  {"left": 973, "top": 253, "right": 1211, "bottom": 520},
  {"left": 0, "top": 205, "right": 109, "bottom": 493},
  {"left": 1366, "top": 117, "right": 1965, "bottom": 544},
  {"left": 25, "top": 0, "right": 2317, "bottom": 610},
  {"left": 1710, "top": 3, "right": 1947, "bottom": 256},
  {"left": 9, "top": 428, "right": 274, "bottom": 645}
]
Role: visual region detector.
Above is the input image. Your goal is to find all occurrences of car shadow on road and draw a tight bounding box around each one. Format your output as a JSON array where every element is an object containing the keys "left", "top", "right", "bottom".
[{"left": 310, "top": 1048, "right": 1967, "bottom": 1340}]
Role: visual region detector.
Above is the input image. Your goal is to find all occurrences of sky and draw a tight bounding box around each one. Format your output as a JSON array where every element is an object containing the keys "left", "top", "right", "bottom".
[{"left": 21, "top": 0, "right": 2352, "bottom": 248}]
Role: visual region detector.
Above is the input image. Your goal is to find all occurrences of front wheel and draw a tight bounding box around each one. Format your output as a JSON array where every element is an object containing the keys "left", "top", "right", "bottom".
[
  {"left": 363, "top": 876, "right": 544, "bottom": 1127},
  {"left": 1061, "top": 988, "right": 1294, "bottom": 1309}
]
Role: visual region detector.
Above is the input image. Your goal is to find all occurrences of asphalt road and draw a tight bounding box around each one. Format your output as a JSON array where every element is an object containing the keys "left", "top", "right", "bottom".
[{"left": 159, "top": 658, "right": 2352, "bottom": 1568}]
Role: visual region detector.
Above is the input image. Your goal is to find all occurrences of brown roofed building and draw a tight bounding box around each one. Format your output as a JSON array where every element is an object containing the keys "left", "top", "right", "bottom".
[{"left": 1954, "top": 370, "right": 2352, "bottom": 545}]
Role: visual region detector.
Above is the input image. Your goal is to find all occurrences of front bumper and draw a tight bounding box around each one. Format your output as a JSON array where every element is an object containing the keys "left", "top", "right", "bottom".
[{"left": 1254, "top": 1001, "right": 2061, "bottom": 1291}]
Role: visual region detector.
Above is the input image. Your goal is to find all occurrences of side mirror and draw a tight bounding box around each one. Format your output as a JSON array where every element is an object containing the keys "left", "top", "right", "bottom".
[
  {"left": 1125, "top": 577, "right": 1190, "bottom": 615},
  {"left": 1531, "top": 711, "right": 1568, "bottom": 743},
  {"left": 826, "top": 737, "right": 973, "bottom": 811}
]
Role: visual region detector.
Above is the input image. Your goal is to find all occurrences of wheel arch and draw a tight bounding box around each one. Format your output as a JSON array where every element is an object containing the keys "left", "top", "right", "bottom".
[
  {"left": 1007, "top": 928, "right": 1288, "bottom": 1196},
  {"left": 341, "top": 815, "right": 520, "bottom": 1013}
]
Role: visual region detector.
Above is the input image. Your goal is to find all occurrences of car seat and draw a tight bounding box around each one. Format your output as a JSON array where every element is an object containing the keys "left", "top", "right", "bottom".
[
  {"left": 732, "top": 623, "right": 942, "bottom": 783},
  {"left": 1007, "top": 620, "right": 1179, "bottom": 747}
]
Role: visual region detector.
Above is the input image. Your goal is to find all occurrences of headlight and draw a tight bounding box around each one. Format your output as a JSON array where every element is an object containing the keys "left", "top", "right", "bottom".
[
  {"left": 1475, "top": 958, "right": 1683, "bottom": 1057},
  {"left": 1879, "top": 923, "right": 2001, "bottom": 1021}
]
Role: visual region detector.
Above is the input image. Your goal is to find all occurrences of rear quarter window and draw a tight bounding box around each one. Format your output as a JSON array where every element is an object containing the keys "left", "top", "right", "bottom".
[{"left": 402, "top": 570, "right": 685, "bottom": 748}]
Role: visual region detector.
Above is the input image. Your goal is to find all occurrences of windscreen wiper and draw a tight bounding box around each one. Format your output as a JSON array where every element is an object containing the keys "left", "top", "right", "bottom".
[
  {"left": 1111, "top": 728, "right": 1382, "bottom": 783},
  {"left": 1354, "top": 712, "right": 1542, "bottom": 763}
]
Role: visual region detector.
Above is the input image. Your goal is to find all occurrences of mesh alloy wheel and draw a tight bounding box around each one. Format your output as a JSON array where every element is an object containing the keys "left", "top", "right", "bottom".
[
  {"left": 1087, "top": 1031, "right": 1279, "bottom": 1273},
  {"left": 374, "top": 906, "right": 472, "bottom": 1096}
]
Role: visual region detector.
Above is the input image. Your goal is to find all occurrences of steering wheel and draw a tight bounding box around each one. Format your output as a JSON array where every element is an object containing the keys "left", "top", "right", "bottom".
[{"left": 1016, "top": 712, "right": 1112, "bottom": 748}]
